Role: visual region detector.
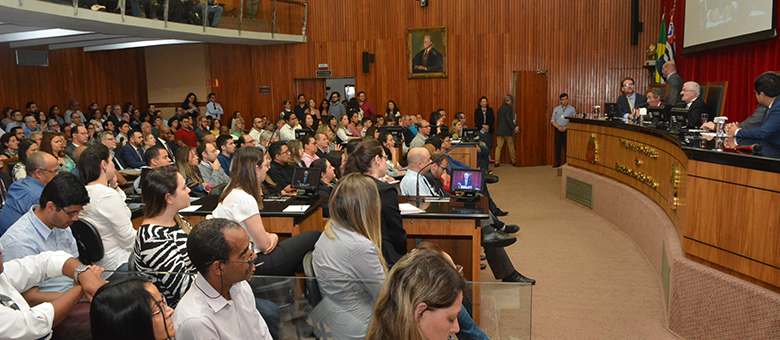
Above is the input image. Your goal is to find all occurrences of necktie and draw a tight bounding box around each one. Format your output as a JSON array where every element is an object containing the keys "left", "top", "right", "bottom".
[{"left": 627, "top": 96, "right": 634, "bottom": 111}]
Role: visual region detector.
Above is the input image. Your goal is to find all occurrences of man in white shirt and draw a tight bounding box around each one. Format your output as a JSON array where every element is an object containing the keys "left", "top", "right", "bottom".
[
  {"left": 248, "top": 117, "right": 265, "bottom": 142},
  {"left": 173, "top": 218, "right": 273, "bottom": 340},
  {"left": 399, "top": 147, "right": 434, "bottom": 196},
  {"left": 0, "top": 248, "right": 105, "bottom": 340},
  {"left": 64, "top": 100, "right": 86, "bottom": 125},
  {"left": 278, "top": 113, "right": 301, "bottom": 142},
  {"left": 205, "top": 93, "right": 224, "bottom": 120}
]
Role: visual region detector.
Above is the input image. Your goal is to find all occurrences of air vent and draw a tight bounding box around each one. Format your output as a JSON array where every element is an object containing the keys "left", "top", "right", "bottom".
[
  {"left": 566, "top": 176, "right": 593, "bottom": 209},
  {"left": 16, "top": 50, "right": 49, "bottom": 67}
]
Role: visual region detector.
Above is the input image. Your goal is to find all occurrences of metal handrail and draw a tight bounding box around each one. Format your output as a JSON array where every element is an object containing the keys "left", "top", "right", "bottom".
[
  {"left": 73, "top": 0, "right": 78, "bottom": 15},
  {"left": 202, "top": 1, "right": 207, "bottom": 31},
  {"left": 271, "top": 0, "right": 276, "bottom": 38},
  {"left": 238, "top": 0, "right": 244, "bottom": 35},
  {"left": 120, "top": 0, "right": 125, "bottom": 21},
  {"left": 163, "top": 0, "right": 169, "bottom": 27},
  {"left": 270, "top": 0, "right": 307, "bottom": 37}
]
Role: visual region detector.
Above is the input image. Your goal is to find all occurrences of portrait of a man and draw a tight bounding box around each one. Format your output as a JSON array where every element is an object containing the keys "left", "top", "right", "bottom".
[{"left": 407, "top": 27, "right": 448, "bottom": 78}]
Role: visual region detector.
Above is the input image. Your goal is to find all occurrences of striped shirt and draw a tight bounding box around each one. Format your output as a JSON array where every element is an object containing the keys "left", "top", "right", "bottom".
[{"left": 133, "top": 218, "right": 195, "bottom": 308}]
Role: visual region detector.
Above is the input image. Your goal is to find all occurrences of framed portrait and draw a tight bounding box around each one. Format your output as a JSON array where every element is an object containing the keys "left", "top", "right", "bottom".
[{"left": 407, "top": 26, "right": 448, "bottom": 79}]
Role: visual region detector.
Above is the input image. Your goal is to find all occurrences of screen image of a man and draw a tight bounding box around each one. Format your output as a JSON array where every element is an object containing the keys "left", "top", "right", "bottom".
[{"left": 458, "top": 172, "right": 473, "bottom": 189}]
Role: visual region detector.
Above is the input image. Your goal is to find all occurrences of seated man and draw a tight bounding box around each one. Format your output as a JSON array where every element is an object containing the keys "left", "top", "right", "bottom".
[
  {"left": 197, "top": 143, "right": 230, "bottom": 187},
  {"left": 675, "top": 81, "right": 707, "bottom": 128},
  {"left": 617, "top": 77, "right": 648, "bottom": 119},
  {"left": 0, "top": 173, "right": 91, "bottom": 304},
  {"left": 0, "top": 152, "right": 59, "bottom": 235},
  {"left": 133, "top": 146, "right": 172, "bottom": 194},
  {"left": 265, "top": 141, "right": 296, "bottom": 195},
  {"left": 119, "top": 130, "right": 147, "bottom": 169},
  {"left": 725, "top": 72, "right": 780, "bottom": 142},
  {"left": 0, "top": 248, "right": 105, "bottom": 340},
  {"left": 173, "top": 218, "right": 273, "bottom": 340},
  {"left": 400, "top": 148, "right": 534, "bottom": 284},
  {"left": 216, "top": 135, "right": 235, "bottom": 176}
]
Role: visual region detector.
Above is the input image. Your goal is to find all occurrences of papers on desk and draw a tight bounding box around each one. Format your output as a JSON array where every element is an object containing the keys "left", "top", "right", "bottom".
[
  {"left": 180, "top": 205, "right": 202, "bottom": 212},
  {"left": 700, "top": 132, "right": 732, "bottom": 137},
  {"left": 399, "top": 203, "right": 424, "bottom": 214},
  {"left": 118, "top": 169, "right": 142, "bottom": 176},
  {"left": 283, "top": 205, "right": 310, "bottom": 213}
]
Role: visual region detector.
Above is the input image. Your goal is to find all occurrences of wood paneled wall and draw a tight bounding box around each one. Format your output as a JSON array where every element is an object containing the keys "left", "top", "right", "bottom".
[
  {"left": 0, "top": 45, "right": 147, "bottom": 117},
  {"left": 208, "top": 1, "right": 661, "bottom": 164}
]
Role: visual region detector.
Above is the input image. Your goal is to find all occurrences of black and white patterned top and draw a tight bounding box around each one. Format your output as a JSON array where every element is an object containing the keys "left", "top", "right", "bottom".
[{"left": 133, "top": 218, "right": 195, "bottom": 308}]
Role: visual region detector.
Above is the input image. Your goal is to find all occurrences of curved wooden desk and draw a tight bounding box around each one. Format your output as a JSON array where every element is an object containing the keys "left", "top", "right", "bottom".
[{"left": 566, "top": 118, "right": 779, "bottom": 291}]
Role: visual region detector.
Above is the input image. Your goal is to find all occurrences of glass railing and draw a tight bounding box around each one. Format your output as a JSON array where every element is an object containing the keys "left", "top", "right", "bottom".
[
  {"left": 84, "top": 271, "right": 532, "bottom": 340},
  {"left": 19, "top": 0, "right": 307, "bottom": 36}
]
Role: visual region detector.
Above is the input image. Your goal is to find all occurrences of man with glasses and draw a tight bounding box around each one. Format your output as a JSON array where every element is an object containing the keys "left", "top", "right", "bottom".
[
  {"left": 0, "top": 152, "right": 59, "bottom": 234},
  {"left": 266, "top": 141, "right": 297, "bottom": 195},
  {"left": 46, "top": 119, "right": 61, "bottom": 133},
  {"left": 197, "top": 143, "right": 230, "bottom": 187},
  {"left": 65, "top": 125, "right": 90, "bottom": 159},
  {"left": 278, "top": 113, "right": 301, "bottom": 143},
  {"left": 328, "top": 92, "right": 346, "bottom": 117},
  {"left": 409, "top": 120, "right": 431, "bottom": 148},
  {"left": 617, "top": 77, "right": 648, "bottom": 119},
  {"left": 173, "top": 218, "right": 274, "bottom": 340}
]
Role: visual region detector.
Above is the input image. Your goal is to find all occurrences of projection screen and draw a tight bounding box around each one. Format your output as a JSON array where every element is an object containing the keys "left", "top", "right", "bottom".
[{"left": 683, "top": 0, "right": 776, "bottom": 54}]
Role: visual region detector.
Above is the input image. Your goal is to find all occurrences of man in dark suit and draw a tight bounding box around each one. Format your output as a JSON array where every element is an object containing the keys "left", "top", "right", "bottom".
[
  {"left": 726, "top": 72, "right": 780, "bottom": 144},
  {"left": 458, "top": 172, "right": 473, "bottom": 190},
  {"left": 412, "top": 35, "right": 443, "bottom": 73},
  {"left": 495, "top": 95, "right": 520, "bottom": 166},
  {"left": 662, "top": 61, "right": 684, "bottom": 105},
  {"left": 617, "top": 77, "right": 648, "bottom": 118},
  {"left": 676, "top": 81, "right": 707, "bottom": 128},
  {"left": 155, "top": 125, "right": 177, "bottom": 161},
  {"left": 119, "top": 130, "right": 147, "bottom": 169}
]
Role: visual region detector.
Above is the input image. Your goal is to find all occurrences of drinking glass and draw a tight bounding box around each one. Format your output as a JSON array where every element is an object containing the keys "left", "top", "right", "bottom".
[{"left": 700, "top": 113, "right": 708, "bottom": 127}]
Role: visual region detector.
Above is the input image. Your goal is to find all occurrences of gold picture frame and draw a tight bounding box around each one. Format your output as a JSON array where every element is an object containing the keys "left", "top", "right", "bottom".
[{"left": 407, "top": 26, "right": 448, "bottom": 79}]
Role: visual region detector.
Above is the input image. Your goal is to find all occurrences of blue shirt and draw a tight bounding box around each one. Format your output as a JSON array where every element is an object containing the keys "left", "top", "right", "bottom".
[
  {"left": 0, "top": 176, "right": 45, "bottom": 235},
  {"left": 409, "top": 125, "right": 418, "bottom": 135},
  {"left": 217, "top": 153, "right": 233, "bottom": 176},
  {"left": 22, "top": 126, "right": 39, "bottom": 138},
  {"left": 0, "top": 207, "right": 79, "bottom": 293}
]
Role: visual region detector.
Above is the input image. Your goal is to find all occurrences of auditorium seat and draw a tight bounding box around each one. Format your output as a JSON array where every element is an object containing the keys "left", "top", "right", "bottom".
[{"left": 704, "top": 81, "right": 728, "bottom": 117}]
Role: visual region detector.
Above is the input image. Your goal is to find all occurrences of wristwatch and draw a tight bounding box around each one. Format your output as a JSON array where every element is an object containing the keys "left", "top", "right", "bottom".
[{"left": 74, "top": 265, "right": 89, "bottom": 285}]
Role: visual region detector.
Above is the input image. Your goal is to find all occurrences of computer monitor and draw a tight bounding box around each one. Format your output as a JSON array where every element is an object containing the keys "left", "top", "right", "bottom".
[
  {"left": 670, "top": 107, "right": 690, "bottom": 128},
  {"left": 295, "top": 129, "right": 314, "bottom": 140},
  {"left": 461, "top": 127, "right": 479, "bottom": 142},
  {"left": 604, "top": 103, "right": 619, "bottom": 118},
  {"left": 378, "top": 126, "right": 403, "bottom": 147},
  {"left": 449, "top": 169, "right": 483, "bottom": 199},
  {"left": 647, "top": 105, "right": 673, "bottom": 125},
  {"left": 291, "top": 167, "right": 321, "bottom": 196}
]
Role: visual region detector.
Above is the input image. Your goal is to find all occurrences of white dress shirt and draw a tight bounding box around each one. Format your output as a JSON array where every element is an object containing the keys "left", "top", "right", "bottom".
[
  {"left": 81, "top": 184, "right": 134, "bottom": 274},
  {"left": 0, "top": 250, "right": 72, "bottom": 340},
  {"left": 399, "top": 169, "right": 433, "bottom": 196},
  {"left": 279, "top": 124, "right": 301, "bottom": 142},
  {"left": 173, "top": 274, "right": 272, "bottom": 340}
]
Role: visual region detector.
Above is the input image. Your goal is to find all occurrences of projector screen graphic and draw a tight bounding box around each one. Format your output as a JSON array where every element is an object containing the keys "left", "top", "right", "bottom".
[{"left": 683, "top": 0, "right": 775, "bottom": 53}]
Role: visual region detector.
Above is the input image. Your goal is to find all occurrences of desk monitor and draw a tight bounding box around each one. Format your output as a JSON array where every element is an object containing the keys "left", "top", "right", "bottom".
[
  {"left": 378, "top": 126, "right": 403, "bottom": 146},
  {"left": 604, "top": 103, "right": 619, "bottom": 118},
  {"left": 291, "top": 167, "right": 321, "bottom": 195},
  {"left": 450, "top": 169, "right": 483, "bottom": 199},
  {"left": 295, "top": 129, "right": 314, "bottom": 140},
  {"left": 670, "top": 107, "right": 690, "bottom": 128},
  {"left": 647, "top": 105, "right": 673, "bottom": 123},
  {"left": 462, "top": 127, "right": 479, "bottom": 142}
]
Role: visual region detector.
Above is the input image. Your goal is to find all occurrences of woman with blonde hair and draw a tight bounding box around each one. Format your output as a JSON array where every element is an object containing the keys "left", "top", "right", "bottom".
[
  {"left": 287, "top": 139, "right": 304, "bottom": 167},
  {"left": 366, "top": 249, "right": 467, "bottom": 340},
  {"left": 312, "top": 173, "right": 387, "bottom": 339},
  {"left": 175, "top": 146, "right": 212, "bottom": 195},
  {"left": 230, "top": 116, "right": 245, "bottom": 140},
  {"left": 450, "top": 119, "right": 463, "bottom": 139},
  {"left": 142, "top": 133, "right": 157, "bottom": 152}
]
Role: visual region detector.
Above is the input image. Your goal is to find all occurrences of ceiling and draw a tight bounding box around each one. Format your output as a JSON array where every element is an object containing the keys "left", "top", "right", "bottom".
[{"left": 0, "top": 0, "right": 304, "bottom": 51}]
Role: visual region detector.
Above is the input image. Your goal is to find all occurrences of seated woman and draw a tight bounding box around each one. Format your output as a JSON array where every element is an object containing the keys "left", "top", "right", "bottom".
[
  {"left": 0, "top": 133, "right": 19, "bottom": 159},
  {"left": 210, "top": 119, "right": 222, "bottom": 137},
  {"left": 41, "top": 132, "right": 76, "bottom": 173},
  {"left": 211, "top": 147, "right": 320, "bottom": 276},
  {"left": 78, "top": 144, "right": 135, "bottom": 280},
  {"left": 310, "top": 158, "right": 337, "bottom": 218},
  {"left": 366, "top": 249, "right": 467, "bottom": 340},
  {"left": 342, "top": 140, "right": 407, "bottom": 266},
  {"left": 450, "top": 119, "right": 463, "bottom": 139},
  {"left": 312, "top": 173, "right": 387, "bottom": 340},
  {"left": 12, "top": 139, "right": 38, "bottom": 181},
  {"left": 287, "top": 139, "right": 305, "bottom": 168},
  {"left": 336, "top": 114, "right": 360, "bottom": 144},
  {"left": 231, "top": 117, "right": 246, "bottom": 140},
  {"left": 90, "top": 276, "right": 176, "bottom": 340},
  {"left": 134, "top": 165, "right": 196, "bottom": 308},
  {"left": 142, "top": 133, "right": 157, "bottom": 152},
  {"left": 175, "top": 146, "right": 212, "bottom": 195}
]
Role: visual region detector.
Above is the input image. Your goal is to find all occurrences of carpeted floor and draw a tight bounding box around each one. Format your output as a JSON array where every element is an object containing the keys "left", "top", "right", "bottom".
[{"left": 482, "top": 166, "right": 681, "bottom": 339}]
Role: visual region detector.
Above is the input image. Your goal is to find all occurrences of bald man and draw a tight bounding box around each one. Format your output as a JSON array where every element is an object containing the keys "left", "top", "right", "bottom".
[
  {"left": 399, "top": 147, "right": 434, "bottom": 196},
  {"left": 662, "top": 61, "right": 684, "bottom": 105},
  {"left": 0, "top": 152, "right": 59, "bottom": 234}
]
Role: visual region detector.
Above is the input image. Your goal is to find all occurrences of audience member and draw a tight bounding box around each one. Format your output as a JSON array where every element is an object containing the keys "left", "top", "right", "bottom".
[
  {"left": 78, "top": 144, "right": 134, "bottom": 279},
  {"left": 142, "top": 133, "right": 157, "bottom": 152},
  {"left": 41, "top": 132, "right": 77, "bottom": 173},
  {"left": 212, "top": 147, "right": 319, "bottom": 276},
  {"left": 314, "top": 132, "right": 331, "bottom": 158},
  {"left": 474, "top": 97, "right": 495, "bottom": 151},
  {"left": 0, "top": 133, "right": 19, "bottom": 159},
  {"left": 119, "top": 130, "right": 147, "bottom": 169},
  {"left": 409, "top": 119, "right": 431, "bottom": 148},
  {"left": 116, "top": 121, "right": 131, "bottom": 145},
  {"left": 173, "top": 218, "right": 273, "bottom": 340},
  {"left": 328, "top": 92, "right": 347, "bottom": 117},
  {"left": 12, "top": 138, "right": 38, "bottom": 180},
  {"left": 64, "top": 100, "right": 86, "bottom": 125},
  {"left": 175, "top": 117, "right": 198, "bottom": 148},
  {"left": 0, "top": 151, "right": 58, "bottom": 234},
  {"left": 287, "top": 139, "right": 305, "bottom": 168},
  {"left": 280, "top": 100, "right": 294, "bottom": 120},
  {"left": 319, "top": 99, "right": 331, "bottom": 117},
  {"left": 294, "top": 94, "right": 307, "bottom": 117},
  {"left": 342, "top": 140, "right": 407, "bottom": 265},
  {"left": 313, "top": 173, "right": 386, "bottom": 338},
  {"left": 65, "top": 125, "right": 89, "bottom": 159},
  {"left": 230, "top": 116, "right": 246, "bottom": 140},
  {"left": 366, "top": 249, "right": 467, "bottom": 340},
  {"left": 23, "top": 115, "right": 40, "bottom": 138},
  {"left": 0, "top": 107, "right": 13, "bottom": 130},
  {"left": 175, "top": 146, "right": 213, "bottom": 195},
  {"left": 258, "top": 130, "right": 274, "bottom": 152},
  {"left": 237, "top": 133, "right": 255, "bottom": 148},
  {"left": 196, "top": 142, "right": 230, "bottom": 187},
  {"left": 310, "top": 158, "right": 336, "bottom": 216},
  {"left": 5, "top": 109, "right": 23, "bottom": 130},
  {"left": 357, "top": 91, "right": 378, "bottom": 118},
  {"left": 205, "top": 93, "right": 224, "bottom": 120},
  {"left": 90, "top": 276, "right": 175, "bottom": 340},
  {"left": 216, "top": 135, "right": 235, "bottom": 175},
  {"left": 279, "top": 113, "right": 301, "bottom": 142},
  {"left": 181, "top": 93, "right": 200, "bottom": 118},
  {"left": 304, "top": 98, "right": 321, "bottom": 122},
  {"left": 155, "top": 125, "right": 177, "bottom": 161},
  {"left": 265, "top": 141, "right": 297, "bottom": 195},
  {"left": 300, "top": 135, "right": 319, "bottom": 167},
  {"left": 248, "top": 117, "right": 265, "bottom": 142}
]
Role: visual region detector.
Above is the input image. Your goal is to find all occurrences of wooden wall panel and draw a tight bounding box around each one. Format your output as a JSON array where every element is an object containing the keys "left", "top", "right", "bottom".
[
  {"left": 209, "top": 0, "right": 661, "bottom": 164},
  {"left": 0, "top": 45, "right": 146, "bottom": 118}
]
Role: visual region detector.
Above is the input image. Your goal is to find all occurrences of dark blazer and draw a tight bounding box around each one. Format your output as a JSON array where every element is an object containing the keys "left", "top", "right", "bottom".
[
  {"left": 370, "top": 175, "right": 407, "bottom": 266},
  {"left": 315, "top": 148, "right": 328, "bottom": 159},
  {"left": 617, "top": 94, "right": 648, "bottom": 116},
  {"left": 740, "top": 105, "right": 770, "bottom": 129},
  {"left": 666, "top": 72, "right": 684, "bottom": 105},
  {"left": 155, "top": 137, "right": 177, "bottom": 162},
  {"left": 474, "top": 107, "right": 495, "bottom": 134},
  {"left": 495, "top": 102, "right": 517, "bottom": 136},
  {"left": 316, "top": 181, "right": 333, "bottom": 218},
  {"left": 119, "top": 143, "right": 146, "bottom": 169},
  {"left": 267, "top": 161, "right": 294, "bottom": 195},
  {"left": 676, "top": 97, "right": 707, "bottom": 127},
  {"left": 737, "top": 97, "right": 780, "bottom": 143},
  {"left": 401, "top": 126, "right": 415, "bottom": 147},
  {"left": 411, "top": 47, "right": 443, "bottom": 73}
]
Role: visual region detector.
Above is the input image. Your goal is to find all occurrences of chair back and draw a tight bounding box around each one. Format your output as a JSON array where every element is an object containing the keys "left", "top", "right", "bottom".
[
  {"left": 705, "top": 81, "right": 728, "bottom": 117},
  {"left": 210, "top": 183, "right": 228, "bottom": 196},
  {"left": 2, "top": 157, "right": 18, "bottom": 175},
  {"left": 71, "top": 219, "right": 104, "bottom": 265},
  {"left": 302, "top": 251, "right": 323, "bottom": 306},
  {"left": 648, "top": 83, "right": 669, "bottom": 99}
]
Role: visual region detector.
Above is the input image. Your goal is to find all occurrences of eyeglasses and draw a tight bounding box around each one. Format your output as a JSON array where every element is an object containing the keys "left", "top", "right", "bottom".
[
  {"left": 623, "top": 83, "right": 635, "bottom": 87},
  {"left": 56, "top": 206, "right": 80, "bottom": 218},
  {"left": 213, "top": 242, "right": 256, "bottom": 266},
  {"left": 151, "top": 295, "right": 168, "bottom": 317},
  {"left": 38, "top": 168, "right": 60, "bottom": 175}
]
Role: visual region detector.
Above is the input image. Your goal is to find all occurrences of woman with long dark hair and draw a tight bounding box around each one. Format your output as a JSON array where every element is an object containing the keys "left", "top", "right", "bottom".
[
  {"left": 0, "top": 133, "right": 19, "bottom": 159},
  {"left": 342, "top": 140, "right": 406, "bottom": 266},
  {"left": 385, "top": 100, "right": 400, "bottom": 118},
  {"left": 319, "top": 99, "right": 330, "bottom": 118},
  {"left": 12, "top": 138, "right": 38, "bottom": 180},
  {"left": 40, "top": 132, "right": 76, "bottom": 173},
  {"left": 212, "top": 147, "right": 320, "bottom": 276},
  {"left": 48, "top": 105, "right": 65, "bottom": 127},
  {"left": 474, "top": 96, "right": 494, "bottom": 151},
  {"left": 181, "top": 92, "right": 200, "bottom": 117},
  {"left": 91, "top": 276, "right": 176, "bottom": 340}
]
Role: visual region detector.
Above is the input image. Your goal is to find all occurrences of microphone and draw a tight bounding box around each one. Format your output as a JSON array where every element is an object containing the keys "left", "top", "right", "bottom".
[
  {"left": 414, "top": 150, "right": 451, "bottom": 206},
  {"left": 735, "top": 144, "right": 763, "bottom": 153}
]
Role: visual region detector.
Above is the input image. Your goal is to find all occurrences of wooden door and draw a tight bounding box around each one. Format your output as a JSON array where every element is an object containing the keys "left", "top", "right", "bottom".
[{"left": 514, "top": 71, "right": 549, "bottom": 166}]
